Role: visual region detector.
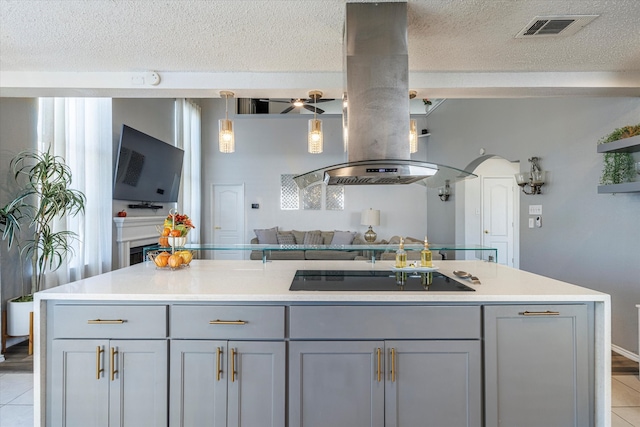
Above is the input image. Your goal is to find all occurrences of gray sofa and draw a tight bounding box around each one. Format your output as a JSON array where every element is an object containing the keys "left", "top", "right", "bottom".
[
  {"left": 249, "top": 228, "right": 440, "bottom": 261},
  {"left": 250, "top": 228, "right": 363, "bottom": 261}
]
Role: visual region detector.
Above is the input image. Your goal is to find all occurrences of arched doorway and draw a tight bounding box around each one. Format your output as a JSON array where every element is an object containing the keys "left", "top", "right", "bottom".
[{"left": 457, "top": 156, "right": 520, "bottom": 268}]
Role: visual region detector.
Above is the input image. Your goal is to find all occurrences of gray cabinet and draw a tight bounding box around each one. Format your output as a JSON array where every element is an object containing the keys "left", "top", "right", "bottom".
[
  {"left": 289, "top": 340, "right": 481, "bottom": 427},
  {"left": 169, "top": 304, "right": 286, "bottom": 427},
  {"left": 484, "top": 304, "right": 590, "bottom": 427},
  {"left": 50, "top": 339, "right": 168, "bottom": 427},
  {"left": 385, "top": 340, "right": 481, "bottom": 427},
  {"left": 48, "top": 304, "right": 168, "bottom": 427},
  {"left": 289, "top": 341, "right": 385, "bottom": 427},
  {"left": 288, "top": 305, "right": 482, "bottom": 427},
  {"left": 170, "top": 340, "right": 285, "bottom": 427}
]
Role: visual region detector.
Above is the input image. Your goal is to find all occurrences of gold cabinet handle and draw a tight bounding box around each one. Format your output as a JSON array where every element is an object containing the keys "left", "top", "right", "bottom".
[
  {"left": 376, "top": 348, "right": 382, "bottom": 382},
  {"left": 390, "top": 348, "right": 396, "bottom": 382},
  {"left": 96, "top": 346, "right": 104, "bottom": 380},
  {"left": 230, "top": 348, "right": 237, "bottom": 382},
  {"left": 88, "top": 319, "right": 125, "bottom": 324},
  {"left": 209, "top": 320, "right": 247, "bottom": 325},
  {"left": 110, "top": 347, "right": 118, "bottom": 381},
  {"left": 519, "top": 310, "right": 560, "bottom": 316},
  {"left": 216, "top": 347, "right": 223, "bottom": 381}
]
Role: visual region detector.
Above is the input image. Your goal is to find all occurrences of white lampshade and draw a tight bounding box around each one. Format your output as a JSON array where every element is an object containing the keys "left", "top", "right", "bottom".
[{"left": 360, "top": 208, "right": 380, "bottom": 226}]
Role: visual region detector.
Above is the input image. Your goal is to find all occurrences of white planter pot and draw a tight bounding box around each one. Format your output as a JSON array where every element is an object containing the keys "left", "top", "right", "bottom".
[{"left": 7, "top": 298, "right": 33, "bottom": 337}]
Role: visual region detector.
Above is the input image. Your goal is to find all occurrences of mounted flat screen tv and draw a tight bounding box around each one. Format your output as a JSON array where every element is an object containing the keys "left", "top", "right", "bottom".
[{"left": 113, "top": 124, "right": 184, "bottom": 208}]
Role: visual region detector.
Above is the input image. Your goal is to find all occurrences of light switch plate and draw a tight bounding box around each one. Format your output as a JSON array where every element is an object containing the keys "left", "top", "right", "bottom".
[
  {"left": 529, "top": 205, "right": 542, "bottom": 215},
  {"left": 528, "top": 218, "right": 534, "bottom": 228}
]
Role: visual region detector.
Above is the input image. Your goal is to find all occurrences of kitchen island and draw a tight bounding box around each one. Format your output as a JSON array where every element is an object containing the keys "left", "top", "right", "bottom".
[{"left": 34, "top": 259, "right": 610, "bottom": 427}]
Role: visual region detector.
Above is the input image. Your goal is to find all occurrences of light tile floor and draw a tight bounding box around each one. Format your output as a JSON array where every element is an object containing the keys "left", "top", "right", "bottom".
[{"left": 0, "top": 372, "right": 639, "bottom": 426}]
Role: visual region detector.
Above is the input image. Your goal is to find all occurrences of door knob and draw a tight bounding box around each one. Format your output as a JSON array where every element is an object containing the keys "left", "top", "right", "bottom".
[
  {"left": 215, "top": 226, "right": 221, "bottom": 230},
  {"left": 484, "top": 230, "right": 489, "bottom": 234}
]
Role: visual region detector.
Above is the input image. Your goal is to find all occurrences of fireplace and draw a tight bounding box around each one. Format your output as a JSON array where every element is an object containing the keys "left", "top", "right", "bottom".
[{"left": 113, "top": 216, "right": 161, "bottom": 269}]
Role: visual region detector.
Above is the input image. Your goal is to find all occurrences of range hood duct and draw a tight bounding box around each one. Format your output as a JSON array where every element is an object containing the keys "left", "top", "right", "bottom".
[{"left": 294, "top": 2, "right": 475, "bottom": 188}]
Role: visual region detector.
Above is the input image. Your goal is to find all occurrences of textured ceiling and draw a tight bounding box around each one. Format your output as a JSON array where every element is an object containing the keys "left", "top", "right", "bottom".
[{"left": 1, "top": 0, "right": 639, "bottom": 98}]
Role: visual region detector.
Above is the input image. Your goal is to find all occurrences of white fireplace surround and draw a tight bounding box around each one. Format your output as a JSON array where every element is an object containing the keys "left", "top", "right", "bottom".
[{"left": 113, "top": 216, "right": 161, "bottom": 268}]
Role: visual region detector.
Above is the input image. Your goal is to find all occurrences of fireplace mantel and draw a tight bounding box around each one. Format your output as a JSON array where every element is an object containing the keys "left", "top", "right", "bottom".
[{"left": 113, "top": 216, "right": 160, "bottom": 268}]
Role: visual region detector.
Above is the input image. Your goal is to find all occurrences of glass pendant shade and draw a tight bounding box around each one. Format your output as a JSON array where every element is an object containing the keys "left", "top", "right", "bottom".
[
  {"left": 219, "top": 118, "right": 235, "bottom": 153},
  {"left": 409, "top": 119, "right": 418, "bottom": 153},
  {"left": 308, "top": 118, "right": 323, "bottom": 154}
]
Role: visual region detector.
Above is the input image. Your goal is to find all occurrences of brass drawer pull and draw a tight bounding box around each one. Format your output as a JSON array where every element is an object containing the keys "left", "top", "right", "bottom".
[
  {"left": 390, "top": 348, "right": 396, "bottom": 382},
  {"left": 231, "top": 348, "right": 237, "bottom": 382},
  {"left": 110, "top": 347, "right": 119, "bottom": 381},
  {"left": 519, "top": 311, "right": 560, "bottom": 316},
  {"left": 88, "top": 319, "right": 125, "bottom": 324},
  {"left": 209, "top": 320, "right": 247, "bottom": 325},
  {"left": 96, "top": 346, "right": 104, "bottom": 380},
  {"left": 376, "top": 348, "right": 382, "bottom": 383},
  {"left": 216, "top": 347, "right": 223, "bottom": 381}
]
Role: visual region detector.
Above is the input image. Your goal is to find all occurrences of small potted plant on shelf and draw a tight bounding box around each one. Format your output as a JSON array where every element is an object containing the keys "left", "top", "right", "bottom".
[
  {"left": 1, "top": 149, "right": 85, "bottom": 336},
  {"left": 599, "top": 124, "right": 640, "bottom": 185}
]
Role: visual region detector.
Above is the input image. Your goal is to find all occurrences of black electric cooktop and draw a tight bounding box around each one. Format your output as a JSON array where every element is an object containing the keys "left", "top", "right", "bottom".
[{"left": 289, "top": 270, "right": 475, "bottom": 292}]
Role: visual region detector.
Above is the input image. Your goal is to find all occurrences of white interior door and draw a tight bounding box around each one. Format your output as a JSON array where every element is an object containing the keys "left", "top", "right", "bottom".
[
  {"left": 212, "top": 184, "right": 245, "bottom": 260},
  {"left": 482, "top": 177, "right": 515, "bottom": 267}
]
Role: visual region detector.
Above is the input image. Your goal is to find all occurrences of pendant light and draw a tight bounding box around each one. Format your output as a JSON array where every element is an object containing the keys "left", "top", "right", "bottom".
[
  {"left": 219, "top": 91, "right": 235, "bottom": 153},
  {"left": 409, "top": 119, "right": 418, "bottom": 153},
  {"left": 409, "top": 90, "right": 418, "bottom": 153},
  {"left": 308, "top": 90, "right": 323, "bottom": 154}
]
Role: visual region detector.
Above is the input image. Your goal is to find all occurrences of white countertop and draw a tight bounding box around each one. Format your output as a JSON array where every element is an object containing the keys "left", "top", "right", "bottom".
[{"left": 35, "top": 259, "right": 609, "bottom": 303}]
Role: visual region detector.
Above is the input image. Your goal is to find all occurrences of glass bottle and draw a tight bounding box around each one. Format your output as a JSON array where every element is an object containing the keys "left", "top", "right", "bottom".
[
  {"left": 395, "top": 238, "right": 407, "bottom": 268},
  {"left": 420, "top": 236, "right": 433, "bottom": 267}
]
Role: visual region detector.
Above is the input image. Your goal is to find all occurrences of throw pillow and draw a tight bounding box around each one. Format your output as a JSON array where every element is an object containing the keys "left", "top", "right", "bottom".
[
  {"left": 254, "top": 227, "right": 278, "bottom": 244},
  {"left": 292, "top": 230, "right": 306, "bottom": 244},
  {"left": 276, "top": 232, "right": 296, "bottom": 245},
  {"left": 303, "top": 231, "right": 323, "bottom": 245},
  {"left": 330, "top": 230, "right": 356, "bottom": 245}
]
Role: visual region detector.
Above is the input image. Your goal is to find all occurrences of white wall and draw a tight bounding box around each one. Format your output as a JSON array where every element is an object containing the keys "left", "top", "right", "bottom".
[
  {"left": 200, "top": 99, "right": 430, "bottom": 251},
  {"left": 427, "top": 97, "right": 640, "bottom": 353}
]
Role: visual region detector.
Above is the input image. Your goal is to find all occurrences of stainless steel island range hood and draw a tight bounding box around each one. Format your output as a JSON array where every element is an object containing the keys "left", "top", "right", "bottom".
[{"left": 294, "top": 2, "right": 475, "bottom": 188}]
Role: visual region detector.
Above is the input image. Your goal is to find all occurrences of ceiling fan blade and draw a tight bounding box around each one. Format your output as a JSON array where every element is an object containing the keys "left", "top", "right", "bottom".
[
  {"left": 314, "top": 98, "right": 335, "bottom": 103},
  {"left": 267, "top": 99, "right": 294, "bottom": 104},
  {"left": 304, "top": 105, "right": 325, "bottom": 114},
  {"left": 280, "top": 105, "right": 295, "bottom": 114}
]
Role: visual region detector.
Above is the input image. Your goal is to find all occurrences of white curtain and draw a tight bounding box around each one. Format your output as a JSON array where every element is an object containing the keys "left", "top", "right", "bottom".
[
  {"left": 38, "top": 98, "right": 113, "bottom": 287},
  {"left": 175, "top": 99, "right": 202, "bottom": 244}
]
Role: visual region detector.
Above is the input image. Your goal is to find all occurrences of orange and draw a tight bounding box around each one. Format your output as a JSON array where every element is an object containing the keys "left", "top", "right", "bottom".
[
  {"left": 170, "top": 229, "right": 181, "bottom": 237},
  {"left": 161, "top": 227, "right": 171, "bottom": 237},
  {"left": 168, "top": 254, "right": 183, "bottom": 268}
]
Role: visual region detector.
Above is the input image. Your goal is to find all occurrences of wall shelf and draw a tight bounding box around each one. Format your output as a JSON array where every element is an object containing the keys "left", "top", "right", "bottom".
[
  {"left": 597, "top": 134, "right": 640, "bottom": 153},
  {"left": 597, "top": 182, "right": 640, "bottom": 194},
  {"left": 597, "top": 134, "right": 640, "bottom": 193}
]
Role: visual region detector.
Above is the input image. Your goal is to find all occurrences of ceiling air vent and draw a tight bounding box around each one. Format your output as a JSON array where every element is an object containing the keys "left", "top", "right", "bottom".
[{"left": 515, "top": 15, "right": 598, "bottom": 38}]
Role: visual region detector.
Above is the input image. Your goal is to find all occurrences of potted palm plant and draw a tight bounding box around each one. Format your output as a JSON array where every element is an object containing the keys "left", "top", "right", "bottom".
[{"left": 1, "top": 149, "right": 85, "bottom": 336}]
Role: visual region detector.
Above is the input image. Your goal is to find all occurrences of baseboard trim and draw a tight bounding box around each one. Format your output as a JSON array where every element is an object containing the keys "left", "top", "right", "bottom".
[{"left": 612, "top": 344, "right": 639, "bottom": 362}]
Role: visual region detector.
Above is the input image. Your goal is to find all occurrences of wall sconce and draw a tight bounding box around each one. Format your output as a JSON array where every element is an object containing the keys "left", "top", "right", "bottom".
[
  {"left": 515, "top": 157, "right": 546, "bottom": 195},
  {"left": 360, "top": 208, "right": 380, "bottom": 243},
  {"left": 438, "top": 180, "right": 451, "bottom": 201},
  {"left": 308, "top": 90, "right": 323, "bottom": 154},
  {"left": 219, "top": 91, "right": 235, "bottom": 153},
  {"left": 409, "top": 119, "right": 418, "bottom": 153}
]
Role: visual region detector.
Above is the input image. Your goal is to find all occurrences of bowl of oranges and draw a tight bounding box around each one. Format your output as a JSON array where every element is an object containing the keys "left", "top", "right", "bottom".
[{"left": 148, "top": 250, "right": 194, "bottom": 270}]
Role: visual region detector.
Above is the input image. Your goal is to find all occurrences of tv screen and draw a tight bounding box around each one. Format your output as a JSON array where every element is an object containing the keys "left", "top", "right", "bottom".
[{"left": 113, "top": 124, "right": 184, "bottom": 204}]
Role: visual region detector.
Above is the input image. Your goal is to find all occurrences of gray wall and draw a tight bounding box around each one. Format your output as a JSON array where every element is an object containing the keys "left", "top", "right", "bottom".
[
  {"left": 426, "top": 97, "right": 640, "bottom": 352},
  {"left": 200, "top": 98, "right": 430, "bottom": 250},
  {"left": 0, "top": 98, "right": 38, "bottom": 343}
]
